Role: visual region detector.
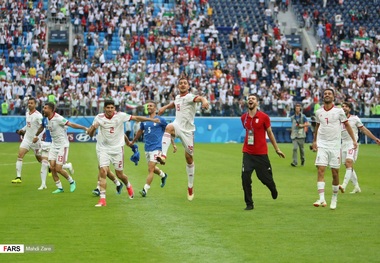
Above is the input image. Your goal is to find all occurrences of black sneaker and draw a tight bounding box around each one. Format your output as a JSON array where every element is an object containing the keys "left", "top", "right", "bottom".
[
  {"left": 244, "top": 205, "right": 254, "bottom": 210},
  {"left": 301, "top": 160, "right": 305, "bottom": 166},
  {"left": 139, "top": 189, "right": 146, "bottom": 197},
  {"left": 291, "top": 163, "right": 297, "bottom": 167},
  {"left": 116, "top": 182, "right": 124, "bottom": 194},
  {"left": 160, "top": 173, "right": 168, "bottom": 188},
  {"left": 92, "top": 188, "right": 100, "bottom": 196},
  {"left": 271, "top": 188, "right": 278, "bottom": 200}
]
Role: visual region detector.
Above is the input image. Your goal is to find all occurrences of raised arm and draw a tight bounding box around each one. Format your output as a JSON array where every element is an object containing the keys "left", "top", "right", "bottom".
[
  {"left": 157, "top": 102, "right": 175, "bottom": 115},
  {"left": 131, "top": 115, "right": 160, "bottom": 123},
  {"left": 194, "top": 96, "right": 210, "bottom": 109}
]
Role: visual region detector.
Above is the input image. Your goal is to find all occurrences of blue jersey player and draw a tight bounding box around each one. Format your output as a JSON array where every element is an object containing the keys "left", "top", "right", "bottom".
[{"left": 131, "top": 101, "right": 177, "bottom": 197}]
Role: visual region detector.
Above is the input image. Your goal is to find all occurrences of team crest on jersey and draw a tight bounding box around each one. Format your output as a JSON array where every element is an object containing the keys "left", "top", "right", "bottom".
[{"left": 255, "top": 119, "right": 259, "bottom": 123}]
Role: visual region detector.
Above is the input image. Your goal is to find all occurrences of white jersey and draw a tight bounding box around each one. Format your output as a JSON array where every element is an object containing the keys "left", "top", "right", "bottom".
[
  {"left": 315, "top": 106, "right": 347, "bottom": 149},
  {"left": 47, "top": 113, "right": 70, "bottom": 147},
  {"left": 173, "top": 93, "right": 197, "bottom": 132},
  {"left": 341, "top": 115, "right": 363, "bottom": 143},
  {"left": 94, "top": 112, "right": 132, "bottom": 153},
  {"left": 23, "top": 110, "right": 43, "bottom": 142}
]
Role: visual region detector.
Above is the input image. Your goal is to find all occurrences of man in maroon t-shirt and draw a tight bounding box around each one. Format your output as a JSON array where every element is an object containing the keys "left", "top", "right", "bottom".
[{"left": 240, "top": 94, "right": 285, "bottom": 210}]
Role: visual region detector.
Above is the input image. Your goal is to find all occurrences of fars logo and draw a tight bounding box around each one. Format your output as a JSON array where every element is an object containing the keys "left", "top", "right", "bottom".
[
  {"left": 76, "top": 133, "right": 91, "bottom": 142},
  {"left": 0, "top": 244, "right": 24, "bottom": 253}
]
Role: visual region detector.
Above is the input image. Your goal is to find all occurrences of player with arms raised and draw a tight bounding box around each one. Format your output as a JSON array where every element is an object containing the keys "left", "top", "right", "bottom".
[{"left": 156, "top": 76, "right": 209, "bottom": 201}]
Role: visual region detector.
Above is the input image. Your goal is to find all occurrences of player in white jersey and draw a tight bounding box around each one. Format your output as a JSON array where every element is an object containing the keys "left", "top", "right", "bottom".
[
  {"left": 156, "top": 76, "right": 210, "bottom": 201},
  {"left": 312, "top": 89, "right": 357, "bottom": 210},
  {"left": 12, "top": 97, "right": 43, "bottom": 184},
  {"left": 35, "top": 102, "right": 88, "bottom": 194},
  {"left": 87, "top": 100, "right": 159, "bottom": 207},
  {"left": 339, "top": 102, "right": 380, "bottom": 194}
]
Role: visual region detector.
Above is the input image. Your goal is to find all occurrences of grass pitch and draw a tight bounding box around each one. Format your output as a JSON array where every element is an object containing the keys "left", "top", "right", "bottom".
[{"left": 0, "top": 143, "right": 379, "bottom": 263}]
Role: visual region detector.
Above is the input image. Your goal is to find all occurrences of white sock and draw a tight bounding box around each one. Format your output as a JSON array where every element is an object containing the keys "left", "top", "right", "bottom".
[
  {"left": 332, "top": 185, "right": 339, "bottom": 197},
  {"left": 161, "top": 132, "right": 172, "bottom": 156},
  {"left": 317, "top": 182, "right": 325, "bottom": 201},
  {"left": 342, "top": 168, "right": 352, "bottom": 189},
  {"left": 55, "top": 180, "right": 63, "bottom": 189},
  {"left": 127, "top": 182, "right": 131, "bottom": 188},
  {"left": 40, "top": 160, "right": 49, "bottom": 186},
  {"left": 16, "top": 158, "right": 22, "bottom": 178},
  {"left": 351, "top": 169, "right": 359, "bottom": 187},
  {"left": 100, "top": 191, "right": 106, "bottom": 199},
  {"left": 67, "top": 176, "right": 74, "bottom": 184},
  {"left": 186, "top": 163, "right": 195, "bottom": 188},
  {"left": 144, "top": 184, "right": 151, "bottom": 192},
  {"left": 114, "top": 179, "right": 121, "bottom": 186},
  {"left": 159, "top": 170, "right": 165, "bottom": 178}
]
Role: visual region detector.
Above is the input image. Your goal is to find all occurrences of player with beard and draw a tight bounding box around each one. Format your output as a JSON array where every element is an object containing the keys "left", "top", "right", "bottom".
[
  {"left": 240, "top": 94, "right": 285, "bottom": 211},
  {"left": 312, "top": 89, "right": 357, "bottom": 210}
]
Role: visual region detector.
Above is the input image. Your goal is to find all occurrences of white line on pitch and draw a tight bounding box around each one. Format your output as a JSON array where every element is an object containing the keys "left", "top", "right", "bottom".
[{"left": 0, "top": 162, "right": 37, "bottom": 166}]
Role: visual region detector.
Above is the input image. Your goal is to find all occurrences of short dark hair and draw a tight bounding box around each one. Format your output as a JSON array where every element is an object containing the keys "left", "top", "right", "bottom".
[
  {"left": 323, "top": 88, "right": 335, "bottom": 96},
  {"left": 178, "top": 74, "right": 189, "bottom": 83},
  {"left": 104, "top": 100, "right": 115, "bottom": 107},
  {"left": 28, "top": 97, "right": 37, "bottom": 103},
  {"left": 247, "top": 93, "right": 259, "bottom": 100},
  {"left": 44, "top": 102, "right": 55, "bottom": 111},
  {"left": 146, "top": 100, "right": 156, "bottom": 106},
  {"left": 342, "top": 101, "right": 352, "bottom": 109}
]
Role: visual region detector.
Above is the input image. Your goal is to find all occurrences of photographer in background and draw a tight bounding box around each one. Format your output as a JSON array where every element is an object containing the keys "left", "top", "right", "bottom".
[{"left": 290, "top": 103, "right": 309, "bottom": 167}]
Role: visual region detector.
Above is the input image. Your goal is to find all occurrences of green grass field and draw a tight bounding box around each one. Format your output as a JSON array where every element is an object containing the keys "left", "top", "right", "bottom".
[{"left": 0, "top": 142, "right": 379, "bottom": 263}]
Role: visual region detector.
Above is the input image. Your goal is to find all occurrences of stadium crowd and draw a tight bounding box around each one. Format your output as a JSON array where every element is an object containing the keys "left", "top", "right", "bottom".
[{"left": 1, "top": 0, "right": 380, "bottom": 118}]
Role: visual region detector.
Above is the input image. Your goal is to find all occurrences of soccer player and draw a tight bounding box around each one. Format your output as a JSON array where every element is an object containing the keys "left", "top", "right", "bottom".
[
  {"left": 312, "top": 89, "right": 357, "bottom": 210},
  {"left": 241, "top": 94, "right": 285, "bottom": 210},
  {"left": 87, "top": 100, "right": 160, "bottom": 207},
  {"left": 339, "top": 102, "right": 380, "bottom": 194},
  {"left": 131, "top": 101, "right": 177, "bottom": 197},
  {"left": 12, "top": 97, "right": 43, "bottom": 184},
  {"left": 156, "top": 76, "right": 209, "bottom": 201},
  {"left": 34, "top": 102, "right": 87, "bottom": 194},
  {"left": 37, "top": 112, "right": 75, "bottom": 190}
]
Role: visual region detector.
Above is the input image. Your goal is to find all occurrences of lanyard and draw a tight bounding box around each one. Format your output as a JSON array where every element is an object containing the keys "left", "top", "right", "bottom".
[{"left": 244, "top": 113, "right": 255, "bottom": 131}]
